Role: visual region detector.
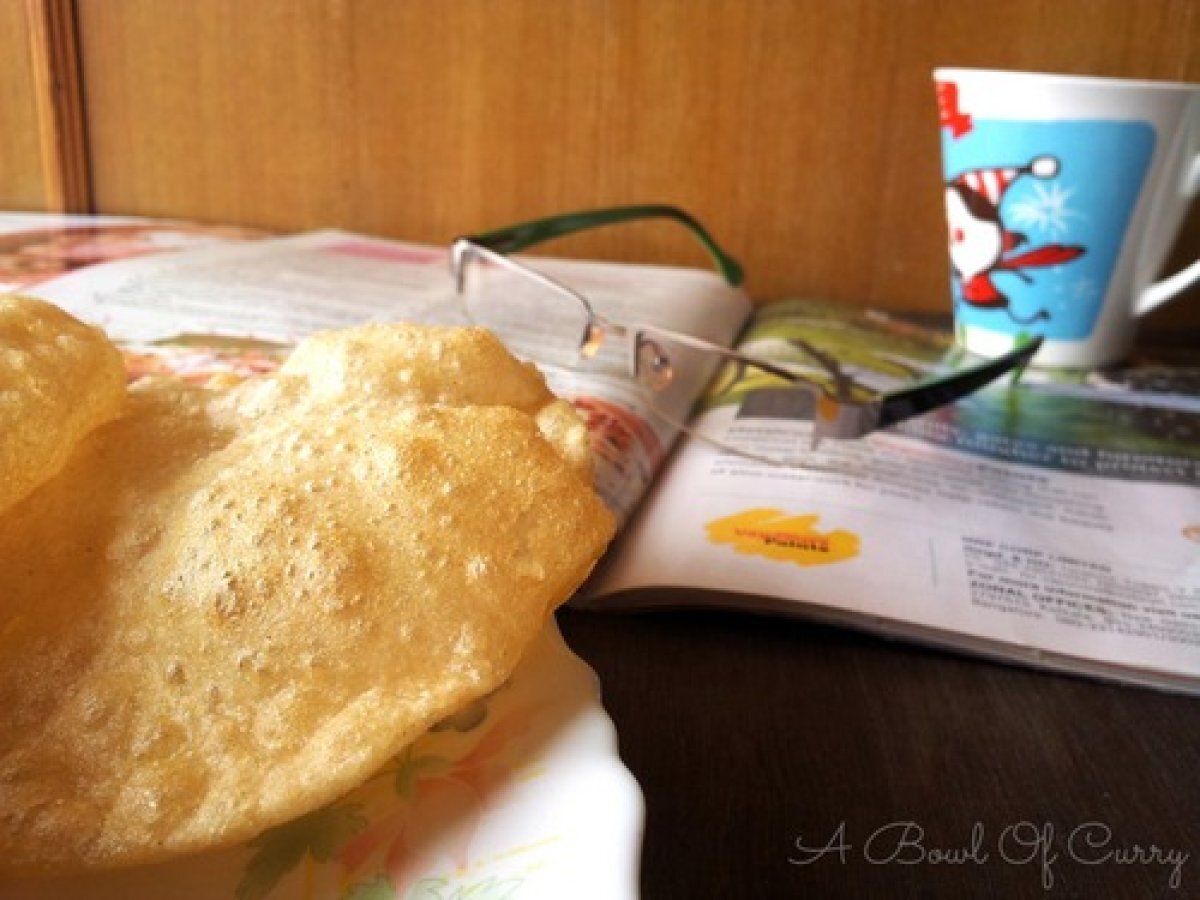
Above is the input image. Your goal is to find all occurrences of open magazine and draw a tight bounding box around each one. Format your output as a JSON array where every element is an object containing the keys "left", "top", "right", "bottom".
[{"left": 6, "top": 214, "right": 1198, "bottom": 695}]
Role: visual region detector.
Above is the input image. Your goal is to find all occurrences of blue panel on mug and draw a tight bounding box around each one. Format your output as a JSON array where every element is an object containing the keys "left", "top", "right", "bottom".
[{"left": 941, "top": 120, "right": 1155, "bottom": 340}]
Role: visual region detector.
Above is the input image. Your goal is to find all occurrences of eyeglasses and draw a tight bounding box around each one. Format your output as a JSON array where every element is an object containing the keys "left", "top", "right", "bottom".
[{"left": 450, "top": 205, "right": 1041, "bottom": 467}]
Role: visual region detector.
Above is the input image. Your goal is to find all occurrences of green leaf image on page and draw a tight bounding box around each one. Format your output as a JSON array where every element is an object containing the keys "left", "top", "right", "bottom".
[{"left": 698, "top": 299, "right": 949, "bottom": 412}]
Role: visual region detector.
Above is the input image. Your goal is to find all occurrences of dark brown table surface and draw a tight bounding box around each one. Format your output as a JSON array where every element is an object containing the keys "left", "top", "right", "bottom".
[
  {"left": 554, "top": 323, "right": 1200, "bottom": 899},
  {"left": 557, "top": 590, "right": 1198, "bottom": 899}
]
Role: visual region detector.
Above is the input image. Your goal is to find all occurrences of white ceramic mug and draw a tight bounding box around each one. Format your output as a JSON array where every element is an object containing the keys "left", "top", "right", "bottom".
[{"left": 934, "top": 68, "right": 1200, "bottom": 368}]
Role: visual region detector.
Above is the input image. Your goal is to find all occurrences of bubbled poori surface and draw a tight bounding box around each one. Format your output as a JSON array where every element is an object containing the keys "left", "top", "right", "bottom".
[{"left": 0, "top": 302, "right": 615, "bottom": 874}]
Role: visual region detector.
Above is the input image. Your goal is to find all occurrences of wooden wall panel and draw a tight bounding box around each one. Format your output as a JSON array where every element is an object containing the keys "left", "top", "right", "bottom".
[
  {"left": 0, "top": 0, "right": 88, "bottom": 211},
  {"left": 74, "top": 0, "right": 1200, "bottom": 320},
  {"left": 0, "top": 1, "right": 47, "bottom": 210}
]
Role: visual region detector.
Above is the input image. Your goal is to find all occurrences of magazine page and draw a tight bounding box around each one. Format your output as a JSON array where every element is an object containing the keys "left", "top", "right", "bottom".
[
  {"left": 583, "top": 299, "right": 1200, "bottom": 693},
  {"left": 18, "top": 226, "right": 751, "bottom": 521},
  {"left": 0, "top": 212, "right": 260, "bottom": 292}
]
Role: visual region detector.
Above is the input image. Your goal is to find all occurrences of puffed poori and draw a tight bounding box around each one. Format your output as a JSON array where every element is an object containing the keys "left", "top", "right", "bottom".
[
  {"left": 0, "top": 296, "right": 125, "bottom": 517},
  {"left": 0, "top": 298, "right": 614, "bottom": 873}
]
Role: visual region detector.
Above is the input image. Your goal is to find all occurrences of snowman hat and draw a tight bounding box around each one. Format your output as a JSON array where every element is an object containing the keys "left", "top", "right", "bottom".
[{"left": 953, "top": 155, "right": 1060, "bottom": 206}]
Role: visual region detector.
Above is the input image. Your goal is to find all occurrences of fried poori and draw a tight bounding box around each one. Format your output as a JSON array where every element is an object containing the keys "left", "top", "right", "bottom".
[
  {"left": 0, "top": 296, "right": 125, "bottom": 516},
  {"left": 0, "top": 310, "right": 614, "bottom": 873}
]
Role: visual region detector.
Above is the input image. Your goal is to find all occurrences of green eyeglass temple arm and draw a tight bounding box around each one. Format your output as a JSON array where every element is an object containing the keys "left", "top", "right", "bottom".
[
  {"left": 466, "top": 204, "right": 745, "bottom": 287},
  {"left": 874, "top": 335, "right": 1043, "bottom": 429}
]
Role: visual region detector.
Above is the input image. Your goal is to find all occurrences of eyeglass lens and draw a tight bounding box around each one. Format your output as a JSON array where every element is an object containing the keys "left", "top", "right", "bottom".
[
  {"left": 459, "top": 252, "right": 591, "bottom": 368},
  {"left": 632, "top": 330, "right": 839, "bottom": 465},
  {"left": 459, "top": 247, "right": 865, "bottom": 467}
]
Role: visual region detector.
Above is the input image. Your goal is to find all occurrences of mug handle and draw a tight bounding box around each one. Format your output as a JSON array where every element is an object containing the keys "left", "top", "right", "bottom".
[{"left": 1134, "top": 108, "right": 1200, "bottom": 316}]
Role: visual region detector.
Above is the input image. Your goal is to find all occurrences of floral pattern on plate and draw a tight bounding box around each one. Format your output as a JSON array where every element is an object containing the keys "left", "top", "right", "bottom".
[{"left": 0, "top": 625, "right": 643, "bottom": 900}]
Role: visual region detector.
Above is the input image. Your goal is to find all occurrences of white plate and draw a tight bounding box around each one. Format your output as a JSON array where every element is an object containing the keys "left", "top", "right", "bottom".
[{"left": 0, "top": 624, "right": 643, "bottom": 900}]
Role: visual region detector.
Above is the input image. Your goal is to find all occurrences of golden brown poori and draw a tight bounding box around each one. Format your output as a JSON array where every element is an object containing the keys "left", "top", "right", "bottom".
[
  {"left": 0, "top": 299, "right": 614, "bottom": 874},
  {"left": 0, "top": 296, "right": 125, "bottom": 516}
]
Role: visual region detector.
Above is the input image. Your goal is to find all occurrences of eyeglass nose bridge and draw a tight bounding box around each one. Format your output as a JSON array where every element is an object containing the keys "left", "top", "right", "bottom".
[
  {"left": 634, "top": 333, "right": 675, "bottom": 393},
  {"left": 576, "top": 316, "right": 642, "bottom": 375},
  {"left": 579, "top": 321, "right": 606, "bottom": 360}
]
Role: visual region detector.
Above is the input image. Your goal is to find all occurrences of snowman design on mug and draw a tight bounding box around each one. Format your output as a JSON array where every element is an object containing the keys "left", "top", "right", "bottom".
[{"left": 945, "top": 156, "right": 1087, "bottom": 324}]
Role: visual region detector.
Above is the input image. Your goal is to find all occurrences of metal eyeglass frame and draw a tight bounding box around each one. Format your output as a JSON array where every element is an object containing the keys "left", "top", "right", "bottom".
[{"left": 450, "top": 204, "right": 1042, "bottom": 449}]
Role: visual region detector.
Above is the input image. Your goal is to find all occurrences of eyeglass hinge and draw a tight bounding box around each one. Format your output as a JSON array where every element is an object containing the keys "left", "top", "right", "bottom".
[{"left": 811, "top": 399, "right": 882, "bottom": 448}]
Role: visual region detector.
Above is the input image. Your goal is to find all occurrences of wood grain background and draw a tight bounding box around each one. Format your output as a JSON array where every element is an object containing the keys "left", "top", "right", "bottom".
[
  {"left": 5, "top": 0, "right": 1199, "bottom": 321},
  {"left": 1, "top": 0, "right": 87, "bottom": 211}
]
